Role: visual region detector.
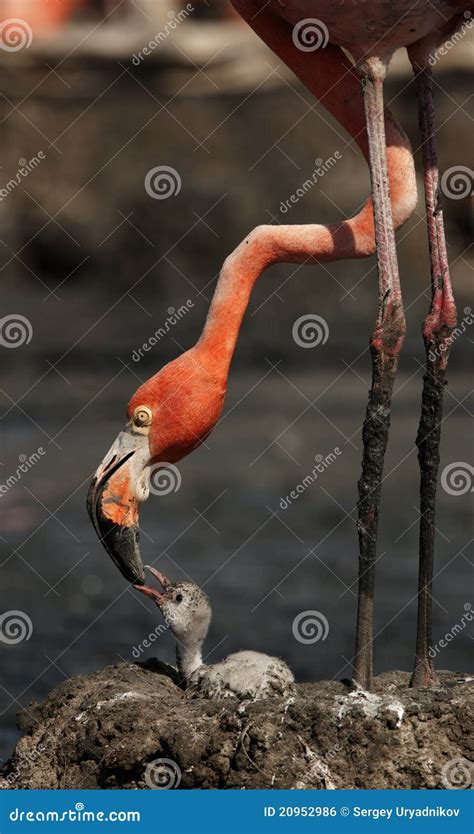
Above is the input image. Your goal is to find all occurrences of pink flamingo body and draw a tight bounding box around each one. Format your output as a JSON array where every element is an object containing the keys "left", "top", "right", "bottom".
[{"left": 88, "top": 0, "right": 468, "bottom": 690}]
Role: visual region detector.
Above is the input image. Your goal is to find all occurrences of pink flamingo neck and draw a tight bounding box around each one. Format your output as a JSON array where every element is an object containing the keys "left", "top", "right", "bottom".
[{"left": 195, "top": 24, "right": 416, "bottom": 382}]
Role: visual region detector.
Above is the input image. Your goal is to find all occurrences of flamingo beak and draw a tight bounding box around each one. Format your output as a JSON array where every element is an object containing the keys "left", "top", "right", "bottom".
[
  {"left": 133, "top": 565, "right": 171, "bottom": 605},
  {"left": 87, "top": 428, "right": 151, "bottom": 584}
]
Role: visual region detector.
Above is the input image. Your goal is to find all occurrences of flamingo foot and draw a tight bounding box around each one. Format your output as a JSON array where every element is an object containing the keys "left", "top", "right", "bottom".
[{"left": 410, "top": 651, "right": 440, "bottom": 688}]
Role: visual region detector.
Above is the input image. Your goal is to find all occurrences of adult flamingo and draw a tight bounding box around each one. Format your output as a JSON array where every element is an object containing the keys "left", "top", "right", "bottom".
[{"left": 88, "top": 1, "right": 467, "bottom": 691}]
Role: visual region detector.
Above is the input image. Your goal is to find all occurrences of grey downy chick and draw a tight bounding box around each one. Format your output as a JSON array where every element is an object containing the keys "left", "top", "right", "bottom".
[{"left": 135, "top": 566, "right": 294, "bottom": 700}]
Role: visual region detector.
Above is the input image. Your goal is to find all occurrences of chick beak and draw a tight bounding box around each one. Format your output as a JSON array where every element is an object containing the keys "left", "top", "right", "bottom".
[{"left": 133, "top": 565, "right": 171, "bottom": 605}]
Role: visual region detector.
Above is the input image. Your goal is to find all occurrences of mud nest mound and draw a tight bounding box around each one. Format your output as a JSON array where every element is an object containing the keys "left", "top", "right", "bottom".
[{"left": 2, "top": 663, "right": 472, "bottom": 790}]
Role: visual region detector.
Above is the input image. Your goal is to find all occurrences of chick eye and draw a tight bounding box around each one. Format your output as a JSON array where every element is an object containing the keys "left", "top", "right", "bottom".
[
  {"left": 133, "top": 405, "right": 152, "bottom": 427},
  {"left": 175, "top": 593, "right": 183, "bottom": 603}
]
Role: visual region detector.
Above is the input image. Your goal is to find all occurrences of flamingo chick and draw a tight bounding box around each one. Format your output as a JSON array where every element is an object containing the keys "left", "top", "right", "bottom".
[{"left": 135, "top": 566, "right": 295, "bottom": 700}]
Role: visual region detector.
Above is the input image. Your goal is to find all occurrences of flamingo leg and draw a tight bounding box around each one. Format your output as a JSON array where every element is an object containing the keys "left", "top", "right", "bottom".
[
  {"left": 353, "top": 60, "right": 406, "bottom": 691},
  {"left": 229, "top": 5, "right": 415, "bottom": 691},
  {"left": 409, "top": 58, "right": 456, "bottom": 687}
]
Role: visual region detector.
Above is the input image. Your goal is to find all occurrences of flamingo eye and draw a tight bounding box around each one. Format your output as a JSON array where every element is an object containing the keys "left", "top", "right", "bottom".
[{"left": 133, "top": 405, "right": 153, "bottom": 427}]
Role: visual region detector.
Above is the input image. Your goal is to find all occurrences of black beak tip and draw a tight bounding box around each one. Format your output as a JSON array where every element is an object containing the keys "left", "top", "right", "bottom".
[
  {"left": 102, "top": 520, "right": 146, "bottom": 585},
  {"left": 87, "top": 476, "right": 145, "bottom": 586}
]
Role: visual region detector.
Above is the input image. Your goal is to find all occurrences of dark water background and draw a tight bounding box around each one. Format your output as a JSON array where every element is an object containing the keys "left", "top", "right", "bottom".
[{"left": 1, "top": 33, "right": 472, "bottom": 761}]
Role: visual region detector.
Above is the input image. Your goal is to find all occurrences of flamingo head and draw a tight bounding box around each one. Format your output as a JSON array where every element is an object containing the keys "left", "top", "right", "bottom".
[
  {"left": 134, "top": 565, "right": 211, "bottom": 645},
  {"left": 87, "top": 348, "right": 225, "bottom": 584}
]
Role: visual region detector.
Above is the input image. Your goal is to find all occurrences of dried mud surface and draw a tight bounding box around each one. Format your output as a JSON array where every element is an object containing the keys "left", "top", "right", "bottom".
[{"left": 1, "top": 664, "right": 472, "bottom": 790}]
